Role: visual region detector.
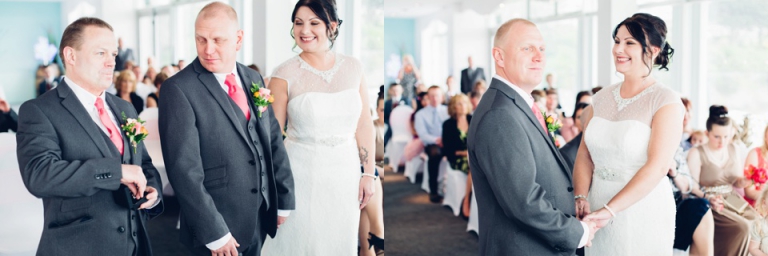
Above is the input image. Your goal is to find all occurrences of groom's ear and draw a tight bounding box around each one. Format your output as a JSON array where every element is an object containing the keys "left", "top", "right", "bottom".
[
  {"left": 492, "top": 47, "right": 505, "bottom": 68},
  {"left": 235, "top": 29, "right": 244, "bottom": 51},
  {"left": 63, "top": 46, "right": 76, "bottom": 67}
]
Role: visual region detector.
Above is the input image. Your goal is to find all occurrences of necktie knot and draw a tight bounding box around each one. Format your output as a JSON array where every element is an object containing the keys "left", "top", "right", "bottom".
[
  {"left": 225, "top": 73, "right": 237, "bottom": 94},
  {"left": 95, "top": 97, "right": 105, "bottom": 111}
]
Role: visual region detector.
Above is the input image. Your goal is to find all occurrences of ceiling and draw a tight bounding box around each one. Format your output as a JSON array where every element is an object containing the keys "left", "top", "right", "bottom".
[{"left": 384, "top": 0, "right": 508, "bottom": 18}]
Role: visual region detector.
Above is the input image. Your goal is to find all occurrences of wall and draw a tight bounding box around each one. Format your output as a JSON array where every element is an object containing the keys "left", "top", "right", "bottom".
[
  {"left": 383, "top": 17, "right": 415, "bottom": 84},
  {"left": 0, "top": 1, "right": 62, "bottom": 104}
]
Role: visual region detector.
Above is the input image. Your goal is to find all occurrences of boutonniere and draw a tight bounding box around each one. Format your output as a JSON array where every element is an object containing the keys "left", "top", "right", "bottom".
[
  {"left": 543, "top": 111, "right": 562, "bottom": 143},
  {"left": 121, "top": 112, "right": 148, "bottom": 154},
  {"left": 250, "top": 81, "right": 274, "bottom": 118}
]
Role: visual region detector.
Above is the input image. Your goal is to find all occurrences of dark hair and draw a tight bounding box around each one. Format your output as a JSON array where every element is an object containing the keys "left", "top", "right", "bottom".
[
  {"left": 572, "top": 102, "right": 590, "bottom": 119},
  {"left": 469, "top": 91, "right": 482, "bottom": 99},
  {"left": 291, "top": 0, "right": 342, "bottom": 49},
  {"left": 531, "top": 89, "right": 545, "bottom": 102},
  {"left": 60, "top": 17, "right": 114, "bottom": 68},
  {"left": 248, "top": 64, "right": 261, "bottom": 74},
  {"left": 591, "top": 86, "right": 604, "bottom": 94},
  {"left": 389, "top": 82, "right": 401, "bottom": 88},
  {"left": 706, "top": 105, "right": 731, "bottom": 131},
  {"left": 154, "top": 72, "right": 169, "bottom": 88},
  {"left": 416, "top": 91, "right": 428, "bottom": 111},
  {"left": 575, "top": 90, "right": 592, "bottom": 103},
  {"left": 545, "top": 89, "right": 557, "bottom": 96},
  {"left": 612, "top": 13, "right": 674, "bottom": 75},
  {"left": 680, "top": 97, "right": 691, "bottom": 109}
]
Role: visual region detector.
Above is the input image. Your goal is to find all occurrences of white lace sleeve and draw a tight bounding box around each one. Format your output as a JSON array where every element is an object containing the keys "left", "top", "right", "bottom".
[
  {"left": 650, "top": 86, "right": 684, "bottom": 117},
  {"left": 270, "top": 57, "right": 299, "bottom": 93}
]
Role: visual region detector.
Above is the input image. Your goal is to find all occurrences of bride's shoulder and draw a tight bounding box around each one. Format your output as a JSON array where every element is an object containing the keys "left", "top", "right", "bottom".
[{"left": 336, "top": 53, "right": 362, "bottom": 68}]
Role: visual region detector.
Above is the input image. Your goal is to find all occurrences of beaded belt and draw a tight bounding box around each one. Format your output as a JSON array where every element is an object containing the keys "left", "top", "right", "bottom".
[
  {"left": 287, "top": 135, "right": 354, "bottom": 147},
  {"left": 701, "top": 184, "right": 733, "bottom": 196}
]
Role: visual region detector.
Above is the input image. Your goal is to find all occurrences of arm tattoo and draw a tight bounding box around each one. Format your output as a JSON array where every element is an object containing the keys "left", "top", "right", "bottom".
[{"left": 359, "top": 147, "right": 369, "bottom": 164}]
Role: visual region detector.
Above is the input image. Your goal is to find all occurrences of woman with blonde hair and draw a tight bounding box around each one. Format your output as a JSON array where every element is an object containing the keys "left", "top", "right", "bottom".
[
  {"left": 115, "top": 70, "right": 144, "bottom": 114},
  {"left": 441, "top": 94, "right": 473, "bottom": 217},
  {"left": 745, "top": 126, "right": 768, "bottom": 206}
]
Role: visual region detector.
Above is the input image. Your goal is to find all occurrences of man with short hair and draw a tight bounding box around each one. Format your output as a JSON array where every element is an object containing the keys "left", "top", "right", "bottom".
[
  {"left": 414, "top": 86, "right": 450, "bottom": 203},
  {"left": 16, "top": 17, "right": 162, "bottom": 256},
  {"left": 460, "top": 56, "right": 486, "bottom": 94},
  {"left": 159, "top": 2, "right": 295, "bottom": 256},
  {"left": 115, "top": 37, "right": 136, "bottom": 71}
]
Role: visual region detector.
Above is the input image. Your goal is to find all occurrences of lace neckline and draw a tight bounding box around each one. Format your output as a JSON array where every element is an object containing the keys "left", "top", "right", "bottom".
[
  {"left": 297, "top": 52, "right": 345, "bottom": 84},
  {"left": 612, "top": 82, "right": 657, "bottom": 111}
]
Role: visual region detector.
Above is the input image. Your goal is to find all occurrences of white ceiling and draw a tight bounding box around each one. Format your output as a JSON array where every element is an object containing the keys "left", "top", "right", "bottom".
[{"left": 384, "top": 0, "right": 510, "bottom": 18}]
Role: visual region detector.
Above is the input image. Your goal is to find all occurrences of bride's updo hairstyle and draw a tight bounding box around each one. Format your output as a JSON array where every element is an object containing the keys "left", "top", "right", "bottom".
[
  {"left": 706, "top": 105, "right": 731, "bottom": 131},
  {"left": 612, "top": 13, "right": 675, "bottom": 76},
  {"left": 290, "top": 0, "right": 343, "bottom": 49}
]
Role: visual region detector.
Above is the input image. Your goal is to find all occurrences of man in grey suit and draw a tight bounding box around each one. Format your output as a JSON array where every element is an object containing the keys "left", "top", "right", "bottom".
[
  {"left": 115, "top": 38, "right": 135, "bottom": 72},
  {"left": 16, "top": 17, "right": 163, "bottom": 256},
  {"left": 158, "top": 3, "right": 294, "bottom": 256},
  {"left": 460, "top": 56, "right": 486, "bottom": 94},
  {"left": 467, "top": 19, "right": 597, "bottom": 255}
]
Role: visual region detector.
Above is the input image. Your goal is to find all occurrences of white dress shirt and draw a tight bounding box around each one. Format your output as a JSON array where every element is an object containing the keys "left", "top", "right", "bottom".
[
  {"left": 493, "top": 75, "right": 590, "bottom": 248},
  {"left": 206, "top": 66, "right": 290, "bottom": 251},
  {"left": 65, "top": 77, "right": 161, "bottom": 210}
]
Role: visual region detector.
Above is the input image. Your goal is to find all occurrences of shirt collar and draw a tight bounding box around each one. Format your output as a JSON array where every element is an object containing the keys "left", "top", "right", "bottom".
[
  {"left": 493, "top": 74, "right": 533, "bottom": 108},
  {"left": 212, "top": 65, "right": 239, "bottom": 86},
  {"left": 64, "top": 76, "right": 107, "bottom": 111}
]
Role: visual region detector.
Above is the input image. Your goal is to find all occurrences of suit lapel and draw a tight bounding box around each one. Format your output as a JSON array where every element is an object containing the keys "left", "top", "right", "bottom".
[
  {"left": 57, "top": 81, "right": 114, "bottom": 158},
  {"left": 193, "top": 59, "right": 252, "bottom": 147},
  {"left": 105, "top": 95, "right": 133, "bottom": 164},
  {"left": 489, "top": 79, "right": 571, "bottom": 180}
]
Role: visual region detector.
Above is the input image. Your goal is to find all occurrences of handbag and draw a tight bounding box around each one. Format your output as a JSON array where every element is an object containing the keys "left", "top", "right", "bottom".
[{"left": 723, "top": 193, "right": 749, "bottom": 215}]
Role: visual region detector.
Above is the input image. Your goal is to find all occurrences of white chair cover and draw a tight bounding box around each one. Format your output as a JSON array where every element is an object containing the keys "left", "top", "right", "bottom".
[
  {"left": 467, "top": 185, "right": 479, "bottom": 235},
  {"left": 385, "top": 105, "right": 414, "bottom": 171},
  {"left": 441, "top": 165, "right": 468, "bottom": 216},
  {"left": 403, "top": 154, "right": 425, "bottom": 184}
]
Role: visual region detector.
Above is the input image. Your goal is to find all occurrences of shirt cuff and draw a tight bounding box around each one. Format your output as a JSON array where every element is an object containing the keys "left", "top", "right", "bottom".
[
  {"left": 578, "top": 221, "right": 589, "bottom": 248},
  {"left": 205, "top": 232, "right": 231, "bottom": 250},
  {"left": 278, "top": 210, "right": 291, "bottom": 217},
  {"left": 146, "top": 197, "right": 162, "bottom": 209}
]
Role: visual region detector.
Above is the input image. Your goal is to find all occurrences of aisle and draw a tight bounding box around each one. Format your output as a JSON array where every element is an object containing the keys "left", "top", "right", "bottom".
[{"left": 383, "top": 169, "right": 478, "bottom": 256}]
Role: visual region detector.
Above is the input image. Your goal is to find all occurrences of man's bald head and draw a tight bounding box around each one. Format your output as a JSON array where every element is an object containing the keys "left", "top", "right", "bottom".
[
  {"left": 196, "top": 1, "right": 239, "bottom": 28},
  {"left": 493, "top": 18, "right": 536, "bottom": 48}
]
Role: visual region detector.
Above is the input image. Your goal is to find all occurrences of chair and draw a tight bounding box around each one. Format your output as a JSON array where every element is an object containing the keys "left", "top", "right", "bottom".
[
  {"left": 404, "top": 154, "right": 425, "bottom": 184},
  {"left": 441, "top": 164, "right": 468, "bottom": 216},
  {"left": 467, "top": 185, "right": 479, "bottom": 235},
  {"left": 385, "top": 105, "right": 413, "bottom": 172}
]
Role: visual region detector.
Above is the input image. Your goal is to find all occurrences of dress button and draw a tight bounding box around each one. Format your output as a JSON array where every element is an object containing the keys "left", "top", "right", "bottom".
[
  {"left": 249, "top": 160, "right": 256, "bottom": 166},
  {"left": 118, "top": 226, "right": 126, "bottom": 233},
  {"left": 251, "top": 189, "right": 259, "bottom": 194},
  {"left": 568, "top": 187, "right": 574, "bottom": 192}
]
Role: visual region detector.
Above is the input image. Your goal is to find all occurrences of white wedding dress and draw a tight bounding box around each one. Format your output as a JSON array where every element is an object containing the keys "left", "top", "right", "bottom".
[
  {"left": 262, "top": 52, "right": 364, "bottom": 255},
  {"left": 584, "top": 82, "right": 683, "bottom": 256}
]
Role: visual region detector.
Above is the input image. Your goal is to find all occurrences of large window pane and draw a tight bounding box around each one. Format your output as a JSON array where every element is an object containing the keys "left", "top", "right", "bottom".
[
  {"left": 538, "top": 18, "right": 578, "bottom": 114},
  {"left": 639, "top": 5, "right": 674, "bottom": 89}
]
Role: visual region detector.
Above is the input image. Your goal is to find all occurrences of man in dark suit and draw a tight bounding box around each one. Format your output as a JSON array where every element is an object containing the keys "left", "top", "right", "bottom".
[
  {"left": 16, "top": 17, "right": 163, "bottom": 256},
  {"left": 460, "top": 56, "right": 486, "bottom": 94},
  {"left": 467, "top": 19, "right": 596, "bottom": 255},
  {"left": 559, "top": 102, "right": 591, "bottom": 170},
  {"left": 115, "top": 37, "right": 135, "bottom": 71},
  {"left": 383, "top": 83, "right": 410, "bottom": 146},
  {"left": 158, "top": 3, "right": 295, "bottom": 256}
]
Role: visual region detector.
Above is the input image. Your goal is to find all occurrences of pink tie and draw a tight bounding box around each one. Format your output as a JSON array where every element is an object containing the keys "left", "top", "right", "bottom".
[
  {"left": 225, "top": 73, "right": 250, "bottom": 121},
  {"left": 95, "top": 98, "right": 124, "bottom": 155},
  {"left": 531, "top": 104, "right": 547, "bottom": 133}
]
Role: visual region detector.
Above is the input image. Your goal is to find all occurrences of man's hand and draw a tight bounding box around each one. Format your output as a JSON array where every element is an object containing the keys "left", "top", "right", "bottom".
[
  {"left": 0, "top": 99, "right": 10, "bottom": 113},
  {"left": 584, "top": 220, "right": 599, "bottom": 247},
  {"left": 210, "top": 236, "right": 239, "bottom": 256},
  {"left": 277, "top": 216, "right": 288, "bottom": 229},
  {"left": 138, "top": 186, "right": 159, "bottom": 209},
  {"left": 120, "top": 164, "right": 147, "bottom": 199},
  {"left": 584, "top": 208, "right": 613, "bottom": 229},
  {"left": 435, "top": 137, "right": 443, "bottom": 147}
]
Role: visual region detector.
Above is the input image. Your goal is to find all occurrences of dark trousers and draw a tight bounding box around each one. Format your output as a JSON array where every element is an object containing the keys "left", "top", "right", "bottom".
[
  {"left": 425, "top": 144, "right": 442, "bottom": 196},
  {"left": 188, "top": 202, "right": 268, "bottom": 256}
]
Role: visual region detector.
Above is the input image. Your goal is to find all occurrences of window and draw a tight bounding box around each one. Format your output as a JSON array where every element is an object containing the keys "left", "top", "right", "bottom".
[{"left": 538, "top": 18, "right": 579, "bottom": 114}]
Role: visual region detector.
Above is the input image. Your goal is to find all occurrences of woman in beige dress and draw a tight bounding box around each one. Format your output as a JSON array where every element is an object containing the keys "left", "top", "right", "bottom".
[{"left": 688, "top": 105, "right": 756, "bottom": 256}]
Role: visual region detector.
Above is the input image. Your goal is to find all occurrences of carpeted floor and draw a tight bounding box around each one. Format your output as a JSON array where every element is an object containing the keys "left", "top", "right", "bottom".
[{"left": 383, "top": 169, "right": 478, "bottom": 256}]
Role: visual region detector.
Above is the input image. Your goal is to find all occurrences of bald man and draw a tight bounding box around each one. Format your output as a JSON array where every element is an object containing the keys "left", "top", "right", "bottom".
[
  {"left": 158, "top": 2, "right": 295, "bottom": 256},
  {"left": 466, "top": 19, "right": 597, "bottom": 255}
]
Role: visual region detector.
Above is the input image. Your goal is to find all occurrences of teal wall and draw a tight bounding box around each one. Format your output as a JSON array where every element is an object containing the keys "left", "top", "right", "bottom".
[
  {"left": 384, "top": 17, "right": 415, "bottom": 84},
  {"left": 0, "top": 1, "right": 62, "bottom": 105}
]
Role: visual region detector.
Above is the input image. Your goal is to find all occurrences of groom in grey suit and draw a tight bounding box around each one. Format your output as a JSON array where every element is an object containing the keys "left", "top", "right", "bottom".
[
  {"left": 158, "top": 2, "right": 294, "bottom": 256},
  {"left": 17, "top": 17, "right": 162, "bottom": 256},
  {"left": 467, "top": 19, "right": 597, "bottom": 255}
]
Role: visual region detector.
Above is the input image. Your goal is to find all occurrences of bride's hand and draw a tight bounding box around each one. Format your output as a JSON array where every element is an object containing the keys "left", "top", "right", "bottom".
[
  {"left": 359, "top": 175, "right": 376, "bottom": 210},
  {"left": 584, "top": 208, "right": 612, "bottom": 229},
  {"left": 575, "top": 198, "right": 590, "bottom": 220}
]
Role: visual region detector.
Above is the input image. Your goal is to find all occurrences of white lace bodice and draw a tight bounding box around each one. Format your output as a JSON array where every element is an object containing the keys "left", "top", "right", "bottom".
[
  {"left": 271, "top": 52, "right": 364, "bottom": 145},
  {"left": 585, "top": 82, "right": 683, "bottom": 181}
]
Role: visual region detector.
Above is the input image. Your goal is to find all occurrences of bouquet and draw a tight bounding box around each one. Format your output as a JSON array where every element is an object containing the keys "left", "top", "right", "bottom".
[{"left": 744, "top": 164, "right": 768, "bottom": 190}]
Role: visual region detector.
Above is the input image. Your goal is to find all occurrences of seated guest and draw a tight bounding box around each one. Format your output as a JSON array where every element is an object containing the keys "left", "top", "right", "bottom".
[
  {"left": 37, "top": 64, "right": 62, "bottom": 97},
  {"left": 531, "top": 89, "right": 547, "bottom": 113},
  {"left": 559, "top": 102, "right": 590, "bottom": 170},
  {"left": 469, "top": 91, "right": 483, "bottom": 114},
  {"left": 384, "top": 83, "right": 411, "bottom": 147},
  {"left": 444, "top": 75, "right": 460, "bottom": 104},
  {"left": 414, "top": 86, "right": 449, "bottom": 203},
  {"left": 0, "top": 88, "right": 18, "bottom": 132},
  {"left": 115, "top": 70, "right": 144, "bottom": 114},
  {"left": 145, "top": 72, "right": 168, "bottom": 108},
  {"left": 745, "top": 126, "right": 768, "bottom": 206},
  {"left": 441, "top": 94, "right": 473, "bottom": 217},
  {"left": 749, "top": 188, "right": 768, "bottom": 256},
  {"left": 472, "top": 80, "right": 487, "bottom": 95}
]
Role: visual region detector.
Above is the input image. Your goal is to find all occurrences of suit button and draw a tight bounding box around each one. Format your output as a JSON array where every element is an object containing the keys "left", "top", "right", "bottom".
[
  {"left": 568, "top": 187, "right": 573, "bottom": 192},
  {"left": 261, "top": 171, "right": 265, "bottom": 176},
  {"left": 106, "top": 173, "right": 112, "bottom": 178},
  {"left": 249, "top": 160, "right": 256, "bottom": 166},
  {"left": 261, "top": 187, "right": 266, "bottom": 192},
  {"left": 118, "top": 226, "right": 126, "bottom": 233},
  {"left": 132, "top": 231, "right": 137, "bottom": 237},
  {"left": 259, "top": 156, "right": 264, "bottom": 160},
  {"left": 131, "top": 214, "right": 135, "bottom": 220},
  {"left": 95, "top": 175, "right": 101, "bottom": 180},
  {"left": 251, "top": 189, "right": 259, "bottom": 194},
  {"left": 249, "top": 125, "right": 254, "bottom": 130}
]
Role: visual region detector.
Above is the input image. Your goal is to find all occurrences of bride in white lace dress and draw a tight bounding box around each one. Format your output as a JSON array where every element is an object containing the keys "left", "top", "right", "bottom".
[
  {"left": 573, "top": 13, "right": 684, "bottom": 255},
  {"left": 261, "top": 2, "right": 376, "bottom": 255}
]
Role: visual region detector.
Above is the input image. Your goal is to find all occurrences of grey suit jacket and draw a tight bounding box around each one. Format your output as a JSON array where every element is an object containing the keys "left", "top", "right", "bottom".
[
  {"left": 16, "top": 81, "right": 163, "bottom": 256},
  {"left": 467, "top": 78, "right": 582, "bottom": 255},
  {"left": 158, "top": 58, "right": 295, "bottom": 249}
]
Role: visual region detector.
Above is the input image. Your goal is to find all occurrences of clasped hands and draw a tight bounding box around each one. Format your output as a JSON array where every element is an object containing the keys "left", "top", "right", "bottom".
[
  {"left": 120, "top": 164, "right": 158, "bottom": 209},
  {"left": 575, "top": 198, "right": 613, "bottom": 247}
]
